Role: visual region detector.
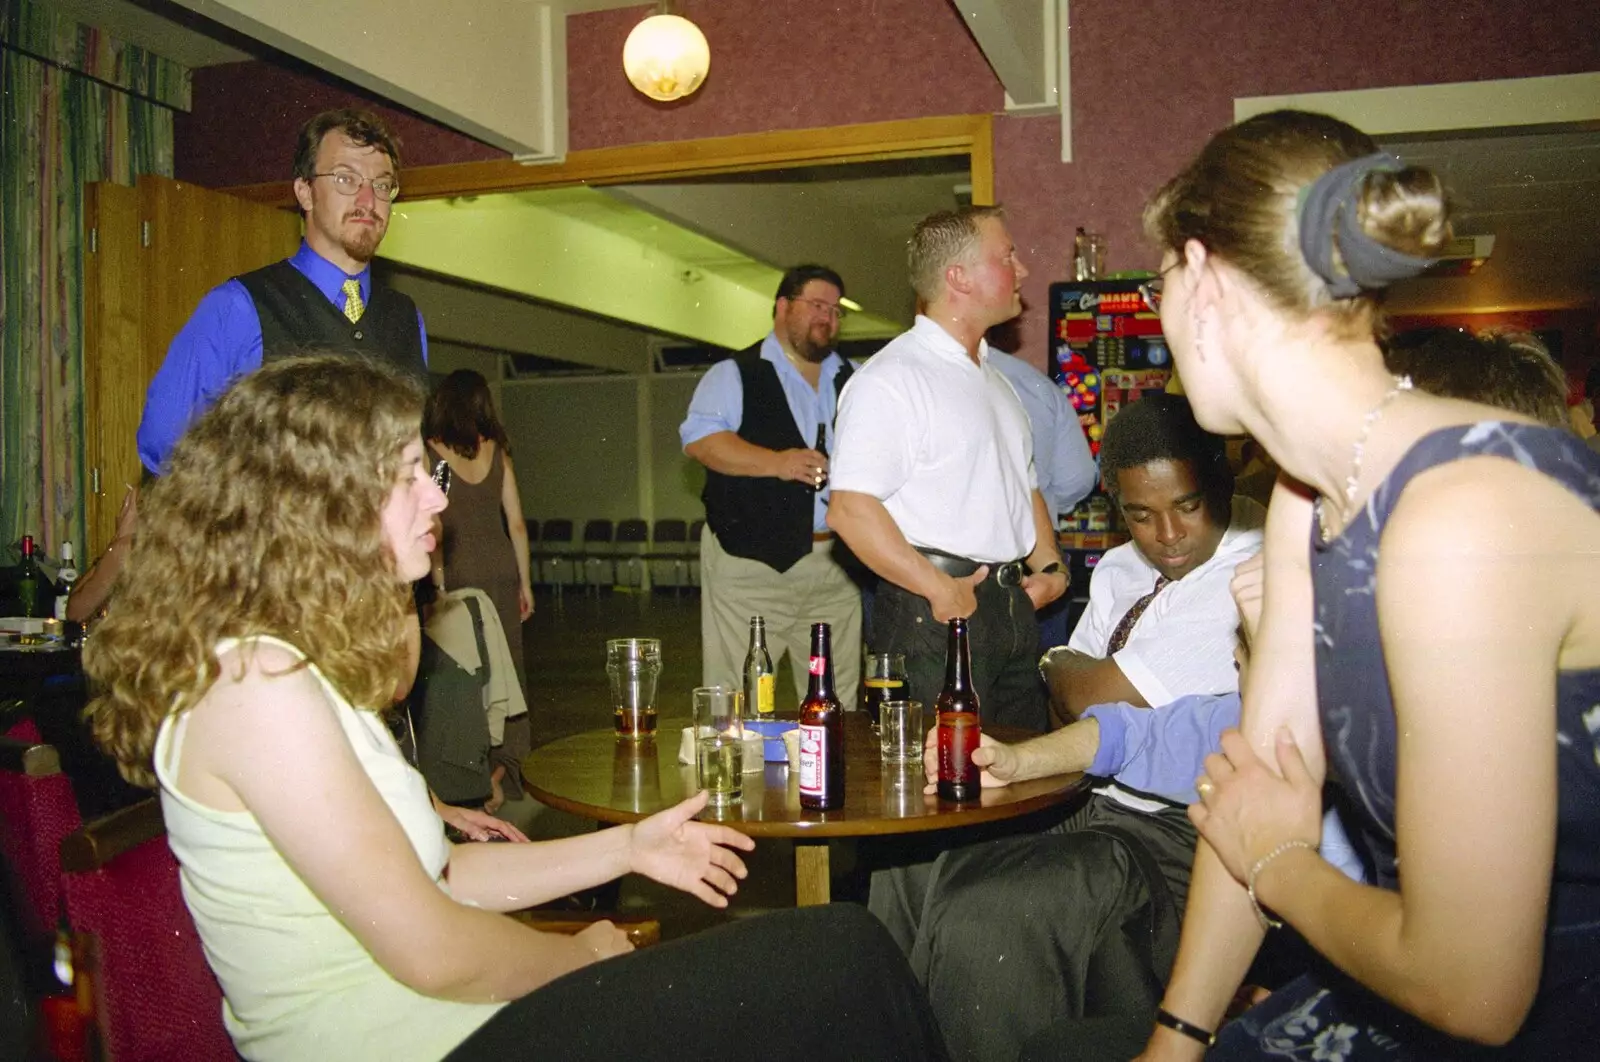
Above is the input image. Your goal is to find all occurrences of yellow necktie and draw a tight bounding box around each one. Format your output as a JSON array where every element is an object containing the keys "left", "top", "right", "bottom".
[{"left": 341, "top": 278, "right": 365, "bottom": 323}]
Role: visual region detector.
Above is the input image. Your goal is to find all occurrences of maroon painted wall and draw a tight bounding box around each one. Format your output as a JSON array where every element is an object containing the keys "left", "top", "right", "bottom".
[{"left": 175, "top": 0, "right": 1600, "bottom": 370}]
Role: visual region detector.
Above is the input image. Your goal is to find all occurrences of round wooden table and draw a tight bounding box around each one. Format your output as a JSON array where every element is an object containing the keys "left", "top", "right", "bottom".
[{"left": 524, "top": 713, "right": 1087, "bottom": 906}]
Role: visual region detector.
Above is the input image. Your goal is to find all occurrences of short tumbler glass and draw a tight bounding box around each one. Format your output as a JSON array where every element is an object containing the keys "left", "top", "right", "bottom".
[{"left": 879, "top": 699, "right": 924, "bottom": 765}]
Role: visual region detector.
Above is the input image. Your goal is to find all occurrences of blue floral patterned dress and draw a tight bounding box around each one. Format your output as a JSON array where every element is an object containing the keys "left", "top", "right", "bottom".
[{"left": 1214, "top": 423, "right": 1600, "bottom": 1060}]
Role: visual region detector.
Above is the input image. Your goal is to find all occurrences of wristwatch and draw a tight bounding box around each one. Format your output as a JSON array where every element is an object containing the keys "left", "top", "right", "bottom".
[{"left": 1036, "top": 561, "right": 1065, "bottom": 576}]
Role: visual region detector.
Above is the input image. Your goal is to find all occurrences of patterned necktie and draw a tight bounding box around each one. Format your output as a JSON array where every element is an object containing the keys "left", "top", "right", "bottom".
[
  {"left": 341, "top": 278, "right": 365, "bottom": 323},
  {"left": 1106, "top": 575, "right": 1171, "bottom": 655}
]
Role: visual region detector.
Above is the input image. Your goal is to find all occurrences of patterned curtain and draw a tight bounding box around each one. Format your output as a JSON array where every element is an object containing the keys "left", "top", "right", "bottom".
[{"left": 0, "top": 0, "right": 187, "bottom": 565}]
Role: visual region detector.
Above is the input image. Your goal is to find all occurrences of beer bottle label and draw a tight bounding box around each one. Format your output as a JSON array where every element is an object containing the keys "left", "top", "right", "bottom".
[
  {"left": 757, "top": 673, "right": 776, "bottom": 715},
  {"left": 808, "top": 655, "right": 826, "bottom": 676},
  {"left": 798, "top": 723, "right": 826, "bottom": 795}
]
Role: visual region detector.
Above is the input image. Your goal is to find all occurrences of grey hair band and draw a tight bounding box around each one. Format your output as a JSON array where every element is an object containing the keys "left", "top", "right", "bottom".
[{"left": 1297, "top": 152, "right": 1437, "bottom": 298}]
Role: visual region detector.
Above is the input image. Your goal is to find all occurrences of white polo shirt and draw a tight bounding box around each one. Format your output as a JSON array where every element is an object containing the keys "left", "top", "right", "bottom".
[
  {"left": 831, "top": 316, "right": 1038, "bottom": 563},
  {"left": 1067, "top": 495, "right": 1266, "bottom": 707}
]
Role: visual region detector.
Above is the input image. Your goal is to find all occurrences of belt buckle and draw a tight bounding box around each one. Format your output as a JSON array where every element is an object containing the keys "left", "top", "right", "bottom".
[{"left": 995, "top": 561, "right": 1024, "bottom": 588}]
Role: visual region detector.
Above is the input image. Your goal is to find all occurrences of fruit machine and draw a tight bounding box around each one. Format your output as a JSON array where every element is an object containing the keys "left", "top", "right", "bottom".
[{"left": 1047, "top": 277, "right": 1171, "bottom": 629}]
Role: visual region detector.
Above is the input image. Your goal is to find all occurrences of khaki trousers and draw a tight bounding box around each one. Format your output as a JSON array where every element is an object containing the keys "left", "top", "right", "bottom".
[{"left": 700, "top": 525, "right": 862, "bottom": 710}]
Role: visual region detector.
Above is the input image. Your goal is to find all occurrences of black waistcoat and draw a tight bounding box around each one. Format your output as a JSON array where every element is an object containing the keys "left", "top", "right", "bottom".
[
  {"left": 235, "top": 260, "right": 426, "bottom": 380},
  {"left": 701, "top": 344, "right": 852, "bottom": 573}
]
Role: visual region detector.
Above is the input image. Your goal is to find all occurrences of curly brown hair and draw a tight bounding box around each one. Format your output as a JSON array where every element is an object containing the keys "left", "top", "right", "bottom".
[{"left": 86, "top": 355, "right": 425, "bottom": 787}]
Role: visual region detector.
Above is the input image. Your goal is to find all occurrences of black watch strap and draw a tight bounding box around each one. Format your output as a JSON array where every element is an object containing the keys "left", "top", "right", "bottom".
[
  {"left": 1154, "top": 1007, "right": 1216, "bottom": 1047},
  {"left": 1038, "top": 561, "right": 1064, "bottom": 576}
]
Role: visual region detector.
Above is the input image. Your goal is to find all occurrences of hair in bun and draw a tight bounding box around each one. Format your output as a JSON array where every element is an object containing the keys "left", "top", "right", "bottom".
[{"left": 1145, "top": 110, "right": 1451, "bottom": 336}]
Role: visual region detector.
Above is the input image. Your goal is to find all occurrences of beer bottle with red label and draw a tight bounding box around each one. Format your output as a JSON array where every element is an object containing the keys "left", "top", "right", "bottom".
[
  {"left": 798, "top": 622, "right": 844, "bottom": 810},
  {"left": 936, "top": 617, "right": 982, "bottom": 802}
]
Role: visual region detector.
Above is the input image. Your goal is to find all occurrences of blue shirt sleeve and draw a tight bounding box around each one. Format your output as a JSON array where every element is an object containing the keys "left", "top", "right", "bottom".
[
  {"left": 1083, "top": 692, "right": 1241, "bottom": 804},
  {"left": 417, "top": 308, "right": 429, "bottom": 367},
  {"left": 1046, "top": 383, "right": 1097, "bottom": 515},
  {"left": 680, "top": 358, "right": 744, "bottom": 450},
  {"left": 136, "top": 280, "right": 263, "bottom": 474}
]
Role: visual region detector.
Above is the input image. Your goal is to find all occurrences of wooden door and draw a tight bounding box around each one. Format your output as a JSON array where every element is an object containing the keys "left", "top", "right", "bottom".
[{"left": 81, "top": 176, "right": 300, "bottom": 553}]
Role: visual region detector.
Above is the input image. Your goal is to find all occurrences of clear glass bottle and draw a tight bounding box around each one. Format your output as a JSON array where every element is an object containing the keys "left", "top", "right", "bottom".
[
  {"left": 53, "top": 541, "right": 78, "bottom": 621},
  {"left": 743, "top": 616, "right": 775, "bottom": 719}
]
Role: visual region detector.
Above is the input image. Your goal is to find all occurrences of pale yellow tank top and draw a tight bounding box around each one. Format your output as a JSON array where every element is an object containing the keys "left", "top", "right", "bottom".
[{"left": 154, "top": 636, "right": 504, "bottom": 1061}]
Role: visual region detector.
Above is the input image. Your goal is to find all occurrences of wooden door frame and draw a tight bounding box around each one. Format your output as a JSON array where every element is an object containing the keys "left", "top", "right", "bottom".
[{"left": 221, "top": 114, "right": 995, "bottom": 206}]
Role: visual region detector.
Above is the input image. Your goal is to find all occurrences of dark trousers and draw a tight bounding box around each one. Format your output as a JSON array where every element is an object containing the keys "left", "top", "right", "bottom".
[
  {"left": 869, "top": 796, "right": 1198, "bottom": 1062},
  {"left": 445, "top": 904, "right": 951, "bottom": 1062},
  {"left": 874, "top": 577, "right": 1047, "bottom": 733}
]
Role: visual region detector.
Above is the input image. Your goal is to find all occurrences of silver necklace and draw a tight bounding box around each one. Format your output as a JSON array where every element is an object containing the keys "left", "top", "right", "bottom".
[{"left": 1316, "top": 374, "right": 1413, "bottom": 542}]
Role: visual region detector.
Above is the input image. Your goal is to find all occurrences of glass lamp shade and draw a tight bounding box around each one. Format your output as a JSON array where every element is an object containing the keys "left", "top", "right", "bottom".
[{"left": 622, "top": 14, "right": 710, "bottom": 101}]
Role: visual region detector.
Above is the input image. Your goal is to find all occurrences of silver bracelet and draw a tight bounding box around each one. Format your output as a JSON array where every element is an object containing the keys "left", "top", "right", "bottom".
[{"left": 1246, "top": 838, "right": 1316, "bottom": 931}]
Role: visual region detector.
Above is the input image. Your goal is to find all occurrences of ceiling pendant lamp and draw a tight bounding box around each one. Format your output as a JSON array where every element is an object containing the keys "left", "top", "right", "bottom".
[{"left": 622, "top": 2, "right": 710, "bottom": 102}]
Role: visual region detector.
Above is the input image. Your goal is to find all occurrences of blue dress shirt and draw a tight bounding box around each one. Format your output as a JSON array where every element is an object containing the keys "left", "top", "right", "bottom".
[
  {"left": 135, "top": 242, "right": 429, "bottom": 473},
  {"left": 1085, "top": 692, "right": 1365, "bottom": 881},
  {"left": 990, "top": 351, "right": 1097, "bottom": 519},
  {"left": 679, "top": 333, "right": 849, "bottom": 533}
]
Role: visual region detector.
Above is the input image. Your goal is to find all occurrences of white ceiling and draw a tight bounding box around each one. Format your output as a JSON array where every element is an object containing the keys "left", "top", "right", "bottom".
[
  {"left": 1385, "top": 127, "right": 1600, "bottom": 314},
  {"left": 40, "top": 0, "right": 255, "bottom": 65},
  {"left": 37, "top": 0, "right": 1599, "bottom": 347}
]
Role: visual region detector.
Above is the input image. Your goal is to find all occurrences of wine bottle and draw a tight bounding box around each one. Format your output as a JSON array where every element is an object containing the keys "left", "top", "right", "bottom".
[{"left": 15, "top": 535, "right": 44, "bottom": 618}]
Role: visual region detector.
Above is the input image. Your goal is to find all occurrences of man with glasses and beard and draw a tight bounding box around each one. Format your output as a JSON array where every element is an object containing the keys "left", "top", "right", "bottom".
[
  {"left": 137, "top": 108, "right": 428, "bottom": 475},
  {"left": 681, "top": 265, "right": 864, "bottom": 710}
]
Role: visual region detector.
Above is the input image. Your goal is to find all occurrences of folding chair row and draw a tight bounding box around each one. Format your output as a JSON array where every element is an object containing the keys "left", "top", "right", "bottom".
[{"left": 528, "top": 518, "right": 704, "bottom": 593}]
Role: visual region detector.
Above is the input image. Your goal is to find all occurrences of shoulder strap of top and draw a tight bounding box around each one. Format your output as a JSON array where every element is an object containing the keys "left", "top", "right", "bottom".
[{"left": 1368, "top": 421, "right": 1600, "bottom": 536}]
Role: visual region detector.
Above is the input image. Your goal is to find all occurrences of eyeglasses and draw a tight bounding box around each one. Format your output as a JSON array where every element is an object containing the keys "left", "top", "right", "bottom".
[
  {"left": 312, "top": 170, "right": 400, "bottom": 202},
  {"left": 1140, "top": 261, "right": 1181, "bottom": 313},
  {"left": 791, "top": 296, "right": 850, "bottom": 321},
  {"left": 431, "top": 459, "right": 451, "bottom": 495}
]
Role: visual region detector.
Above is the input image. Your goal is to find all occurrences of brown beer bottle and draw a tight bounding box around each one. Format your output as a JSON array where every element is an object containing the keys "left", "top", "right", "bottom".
[
  {"left": 936, "top": 617, "right": 982, "bottom": 802},
  {"left": 798, "top": 622, "right": 844, "bottom": 810},
  {"left": 808, "top": 424, "right": 829, "bottom": 493}
]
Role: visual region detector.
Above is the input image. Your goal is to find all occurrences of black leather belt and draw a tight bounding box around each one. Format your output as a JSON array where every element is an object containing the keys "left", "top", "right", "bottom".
[{"left": 916, "top": 548, "right": 1027, "bottom": 588}]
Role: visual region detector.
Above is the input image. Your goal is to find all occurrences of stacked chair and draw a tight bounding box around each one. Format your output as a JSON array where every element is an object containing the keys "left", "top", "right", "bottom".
[
  {"left": 613, "top": 519, "right": 649, "bottom": 590},
  {"left": 647, "top": 519, "right": 690, "bottom": 594},
  {"left": 578, "top": 519, "right": 615, "bottom": 593},
  {"left": 536, "top": 518, "right": 577, "bottom": 596}
]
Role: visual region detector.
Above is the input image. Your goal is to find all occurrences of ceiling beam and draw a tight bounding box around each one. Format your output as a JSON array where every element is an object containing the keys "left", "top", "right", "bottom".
[
  {"left": 380, "top": 268, "right": 655, "bottom": 375},
  {"left": 380, "top": 195, "right": 777, "bottom": 351},
  {"left": 168, "top": 0, "right": 568, "bottom": 158},
  {"left": 951, "top": 0, "right": 1057, "bottom": 110}
]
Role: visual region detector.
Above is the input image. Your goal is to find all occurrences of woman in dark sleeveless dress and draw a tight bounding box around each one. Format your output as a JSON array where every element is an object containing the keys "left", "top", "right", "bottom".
[
  {"left": 1131, "top": 111, "right": 1600, "bottom": 1061},
  {"left": 425, "top": 371, "right": 535, "bottom": 811},
  {"left": 425, "top": 370, "right": 534, "bottom": 692}
]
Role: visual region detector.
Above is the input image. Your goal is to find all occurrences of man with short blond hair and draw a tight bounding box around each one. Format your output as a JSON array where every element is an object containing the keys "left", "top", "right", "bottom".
[{"left": 829, "top": 206, "right": 1067, "bottom": 731}]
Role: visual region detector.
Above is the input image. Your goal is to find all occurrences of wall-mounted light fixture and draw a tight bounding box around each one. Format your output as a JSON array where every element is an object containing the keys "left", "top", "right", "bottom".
[{"left": 623, "top": 2, "right": 710, "bottom": 102}]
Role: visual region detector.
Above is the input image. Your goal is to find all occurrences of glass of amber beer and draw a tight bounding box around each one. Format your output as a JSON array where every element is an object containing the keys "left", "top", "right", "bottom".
[
  {"left": 607, "top": 638, "right": 662, "bottom": 739},
  {"left": 862, "top": 652, "right": 908, "bottom": 728}
]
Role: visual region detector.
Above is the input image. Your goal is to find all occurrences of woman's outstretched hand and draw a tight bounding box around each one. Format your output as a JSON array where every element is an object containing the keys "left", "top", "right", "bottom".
[
  {"left": 628, "top": 791, "right": 755, "bottom": 907},
  {"left": 1190, "top": 728, "right": 1322, "bottom": 883}
]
